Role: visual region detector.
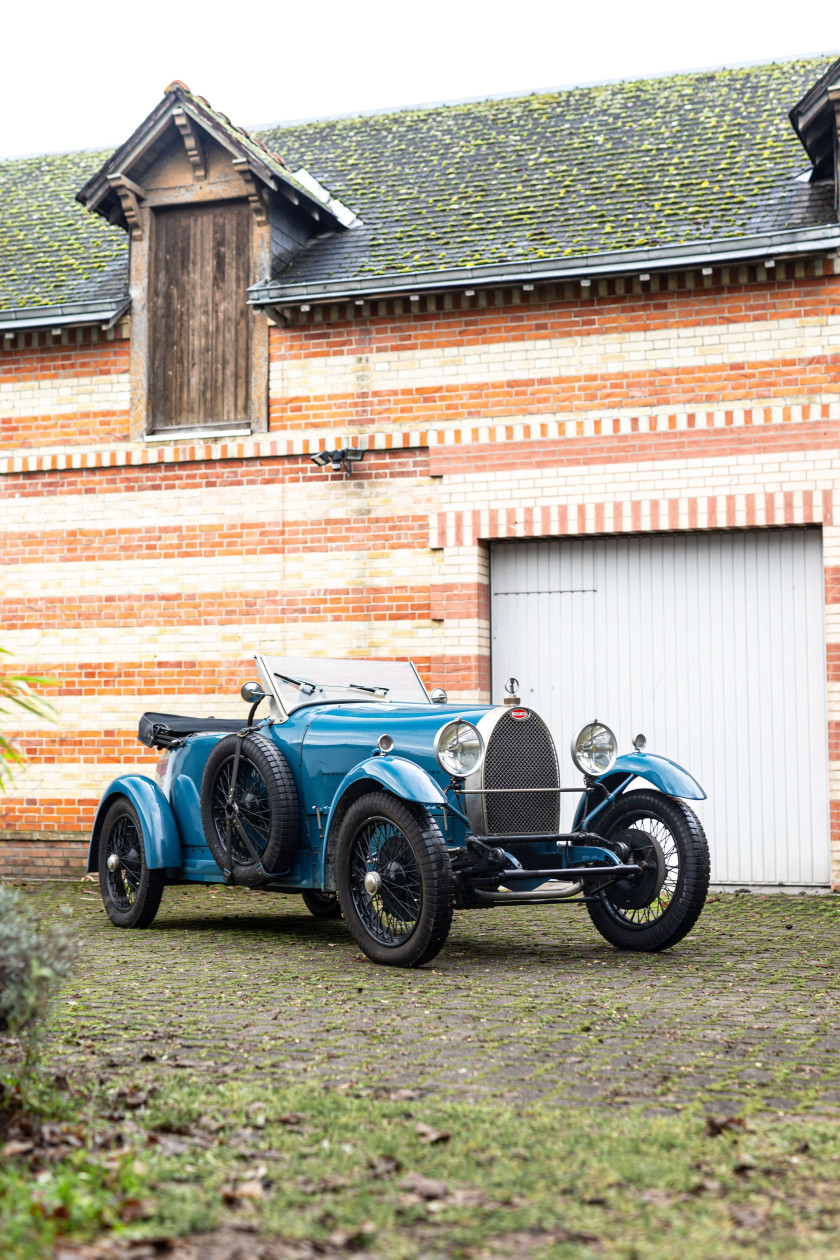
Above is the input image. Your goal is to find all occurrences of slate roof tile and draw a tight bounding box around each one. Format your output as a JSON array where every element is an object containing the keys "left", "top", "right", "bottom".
[
  {"left": 256, "top": 56, "right": 839, "bottom": 293},
  {"left": 0, "top": 148, "right": 128, "bottom": 313},
  {"left": 0, "top": 55, "right": 837, "bottom": 318}
]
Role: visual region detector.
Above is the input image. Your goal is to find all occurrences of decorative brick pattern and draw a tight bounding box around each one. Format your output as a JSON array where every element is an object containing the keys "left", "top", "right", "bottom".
[{"left": 2, "top": 272, "right": 840, "bottom": 885}]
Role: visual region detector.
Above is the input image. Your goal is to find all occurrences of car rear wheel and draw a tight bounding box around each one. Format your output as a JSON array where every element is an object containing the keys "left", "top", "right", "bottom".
[
  {"left": 98, "top": 798, "right": 164, "bottom": 929},
  {"left": 335, "top": 792, "right": 453, "bottom": 967},
  {"left": 301, "top": 889, "right": 343, "bottom": 918},
  {"left": 586, "top": 789, "right": 710, "bottom": 951}
]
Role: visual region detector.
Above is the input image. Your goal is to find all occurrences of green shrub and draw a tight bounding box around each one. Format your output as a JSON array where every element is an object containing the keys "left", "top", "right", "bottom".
[{"left": 0, "top": 885, "right": 74, "bottom": 1045}]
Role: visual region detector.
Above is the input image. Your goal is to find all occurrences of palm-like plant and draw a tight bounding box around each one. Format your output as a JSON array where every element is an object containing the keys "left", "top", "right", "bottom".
[{"left": 0, "top": 649, "right": 56, "bottom": 789}]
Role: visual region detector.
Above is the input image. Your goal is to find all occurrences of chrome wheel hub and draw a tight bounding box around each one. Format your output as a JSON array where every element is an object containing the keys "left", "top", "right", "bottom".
[
  {"left": 364, "top": 870, "right": 383, "bottom": 895},
  {"left": 106, "top": 853, "right": 121, "bottom": 873}
]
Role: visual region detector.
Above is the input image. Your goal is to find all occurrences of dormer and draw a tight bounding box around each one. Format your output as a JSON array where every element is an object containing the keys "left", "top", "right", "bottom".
[
  {"left": 789, "top": 56, "right": 840, "bottom": 212},
  {"left": 77, "top": 83, "right": 356, "bottom": 437}
]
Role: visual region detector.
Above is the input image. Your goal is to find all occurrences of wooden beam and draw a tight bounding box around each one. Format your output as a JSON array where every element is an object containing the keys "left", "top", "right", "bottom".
[
  {"left": 261, "top": 305, "right": 288, "bottom": 326},
  {"left": 232, "top": 157, "right": 268, "bottom": 225},
  {"left": 107, "top": 173, "right": 146, "bottom": 239},
  {"left": 173, "top": 107, "right": 207, "bottom": 180},
  {"left": 110, "top": 172, "right": 146, "bottom": 200}
]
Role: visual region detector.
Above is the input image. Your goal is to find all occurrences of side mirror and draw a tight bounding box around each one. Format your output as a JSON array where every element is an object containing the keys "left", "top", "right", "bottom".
[
  {"left": 430, "top": 687, "right": 448, "bottom": 704},
  {"left": 241, "top": 681, "right": 266, "bottom": 704}
]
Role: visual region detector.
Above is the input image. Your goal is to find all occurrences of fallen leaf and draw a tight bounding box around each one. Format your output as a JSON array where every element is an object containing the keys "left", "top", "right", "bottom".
[
  {"left": 400, "top": 1172, "right": 448, "bottom": 1200},
  {"left": 328, "top": 1220, "right": 377, "bottom": 1249},
  {"left": 221, "top": 1178, "right": 265, "bottom": 1203},
  {"left": 2, "top": 1140, "right": 34, "bottom": 1157},
  {"left": 730, "top": 1204, "right": 769, "bottom": 1229},
  {"left": 367, "top": 1154, "right": 401, "bottom": 1180},
  {"left": 278, "top": 1111, "right": 304, "bottom": 1127},
  {"left": 415, "top": 1121, "right": 451, "bottom": 1145},
  {"left": 117, "top": 1195, "right": 159, "bottom": 1223},
  {"left": 705, "top": 1114, "right": 749, "bottom": 1137}
]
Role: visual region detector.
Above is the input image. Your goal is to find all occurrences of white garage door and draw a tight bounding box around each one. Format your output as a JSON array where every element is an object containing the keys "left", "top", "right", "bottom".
[{"left": 490, "top": 530, "right": 830, "bottom": 887}]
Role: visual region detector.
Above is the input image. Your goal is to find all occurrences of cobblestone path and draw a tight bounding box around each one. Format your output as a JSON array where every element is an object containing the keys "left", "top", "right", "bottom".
[{"left": 20, "top": 881, "right": 840, "bottom": 1114}]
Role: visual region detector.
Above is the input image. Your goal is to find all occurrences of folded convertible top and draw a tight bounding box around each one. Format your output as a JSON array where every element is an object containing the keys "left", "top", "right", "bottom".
[{"left": 138, "top": 712, "right": 246, "bottom": 750}]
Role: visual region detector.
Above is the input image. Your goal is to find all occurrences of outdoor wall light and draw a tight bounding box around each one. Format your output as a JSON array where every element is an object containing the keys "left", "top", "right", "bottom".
[{"left": 309, "top": 448, "right": 366, "bottom": 475}]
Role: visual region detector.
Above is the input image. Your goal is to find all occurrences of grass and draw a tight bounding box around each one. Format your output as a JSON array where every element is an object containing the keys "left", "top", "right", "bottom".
[{"left": 2, "top": 883, "right": 840, "bottom": 1258}]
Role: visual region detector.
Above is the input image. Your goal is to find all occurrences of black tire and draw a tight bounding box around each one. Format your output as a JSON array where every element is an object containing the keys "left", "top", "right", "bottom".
[
  {"left": 301, "top": 889, "right": 343, "bottom": 919},
  {"left": 586, "top": 789, "right": 710, "bottom": 951},
  {"left": 200, "top": 733, "right": 299, "bottom": 886},
  {"left": 98, "top": 798, "right": 164, "bottom": 929},
  {"left": 335, "top": 792, "right": 453, "bottom": 967}
]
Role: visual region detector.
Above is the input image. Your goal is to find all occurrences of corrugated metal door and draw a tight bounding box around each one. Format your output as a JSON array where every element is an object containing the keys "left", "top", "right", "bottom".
[{"left": 490, "top": 530, "right": 829, "bottom": 886}]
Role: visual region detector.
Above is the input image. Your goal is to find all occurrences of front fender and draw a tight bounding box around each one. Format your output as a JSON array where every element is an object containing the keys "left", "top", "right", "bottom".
[
  {"left": 596, "top": 752, "right": 706, "bottom": 801},
  {"left": 88, "top": 776, "right": 183, "bottom": 872},
  {"left": 319, "top": 756, "right": 448, "bottom": 886}
]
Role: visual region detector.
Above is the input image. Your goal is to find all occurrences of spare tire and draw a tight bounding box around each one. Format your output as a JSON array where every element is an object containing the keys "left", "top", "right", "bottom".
[{"left": 200, "top": 732, "right": 300, "bottom": 886}]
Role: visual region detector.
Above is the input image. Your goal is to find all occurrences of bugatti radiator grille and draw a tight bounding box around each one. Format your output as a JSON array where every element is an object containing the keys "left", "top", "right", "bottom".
[{"left": 483, "top": 710, "right": 560, "bottom": 834}]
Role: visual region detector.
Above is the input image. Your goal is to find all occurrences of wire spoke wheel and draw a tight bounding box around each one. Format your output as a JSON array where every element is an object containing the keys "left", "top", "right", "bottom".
[
  {"left": 200, "top": 733, "right": 300, "bottom": 887},
  {"left": 349, "top": 815, "right": 423, "bottom": 945},
  {"left": 587, "top": 789, "right": 710, "bottom": 952},
  {"left": 603, "top": 818, "right": 678, "bottom": 927},
  {"left": 98, "top": 799, "right": 164, "bottom": 930},
  {"left": 211, "top": 755, "right": 272, "bottom": 864},
  {"left": 105, "top": 814, "right": 143, "bottom": 911},
  {"left": 336, "top": 791, "right": 454, "bottom": 967}
]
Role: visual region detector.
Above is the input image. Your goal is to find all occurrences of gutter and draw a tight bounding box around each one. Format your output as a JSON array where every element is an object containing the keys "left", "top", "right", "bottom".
[
  {"left": 0, "top": 295, "right": 131, "bottom": 334},
  {"left": 248, "top": 223, "right": 840, "bottom": 307}
]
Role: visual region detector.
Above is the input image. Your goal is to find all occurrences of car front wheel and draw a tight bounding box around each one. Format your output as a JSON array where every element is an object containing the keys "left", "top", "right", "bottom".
[
  {"left": 98, "top": 798, "right": 164, "bottom": 929},
  {"left": 335, "top": 792, "right": 453, "bottom": 967},
  {"left": 586, "top": 789, "right": 710, "bottom": 951}
]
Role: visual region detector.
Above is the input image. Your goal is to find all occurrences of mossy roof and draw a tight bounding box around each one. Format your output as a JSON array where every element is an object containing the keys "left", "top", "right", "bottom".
[
  {"left": 0, "top": 148, "right": 129, "bottom": 314},
  {"left": 1, "top": 54, "right": 838, "bottom": 317},
  {"left": 256, "top": 55, "right": 838, "bottom": 295}
]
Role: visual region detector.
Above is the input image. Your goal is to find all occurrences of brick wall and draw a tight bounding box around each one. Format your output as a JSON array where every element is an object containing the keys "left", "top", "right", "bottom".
[{"left": 2, "top": 259, "right": 839, "bottom": 883}]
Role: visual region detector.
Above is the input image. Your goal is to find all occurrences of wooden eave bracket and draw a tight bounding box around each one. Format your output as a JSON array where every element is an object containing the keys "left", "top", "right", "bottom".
[
  {"left": 232, "top": 157, "right": 268, "bottom": 224},
  {"left": 107, "top": 173, "right": 146, "bottom": 239},
  {"left": 261, "top": 304, "right": 287, "bottom": 326},
  {"left": 173, "top": 106, "right": 207, "bottom": 180}
]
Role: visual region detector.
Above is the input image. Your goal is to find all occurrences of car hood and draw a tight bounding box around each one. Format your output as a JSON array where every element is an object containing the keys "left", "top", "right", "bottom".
[{"left": 270, "top": 701, "right": 496, "bottom": 796}]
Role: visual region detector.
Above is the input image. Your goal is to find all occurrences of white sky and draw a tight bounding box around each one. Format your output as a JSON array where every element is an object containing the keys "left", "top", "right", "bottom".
[{"left": 0, "top": 0, "right": 837, "bottom": 159}]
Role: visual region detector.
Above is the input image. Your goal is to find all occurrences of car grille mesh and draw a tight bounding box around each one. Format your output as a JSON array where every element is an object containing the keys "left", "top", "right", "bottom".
[{"left": 483, "top": 710, "right": 560, "bottom": 834}]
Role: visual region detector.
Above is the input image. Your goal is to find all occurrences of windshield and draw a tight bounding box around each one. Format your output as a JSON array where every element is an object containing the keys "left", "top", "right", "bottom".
[{"left": 255, "top": 655, "right": 430, "bottom": 714}]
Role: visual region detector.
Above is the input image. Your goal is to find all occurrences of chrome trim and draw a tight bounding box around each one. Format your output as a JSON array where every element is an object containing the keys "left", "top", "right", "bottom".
[
  {"left": 377, "top": 733, "right": 394, "bottom": 753},
  {"left": 462, "top": 707, "right": 510, "bottom": 833},
  {"left": 433, "top": 719, "right": 485, "bottom": 780},
  {"left": 570, "top": 721, "right": 618, "bottom": 777},
  {"left": 409, "top": 660, "right": 433, "bottom": 703},
  {"left": 254, "top": 653, "right": 289, "bottom": 724}
]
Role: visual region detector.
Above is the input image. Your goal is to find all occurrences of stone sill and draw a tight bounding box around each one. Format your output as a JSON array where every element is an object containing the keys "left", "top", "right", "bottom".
[{"left": 143, "top": 426, "right": 252, "bottom": 443}]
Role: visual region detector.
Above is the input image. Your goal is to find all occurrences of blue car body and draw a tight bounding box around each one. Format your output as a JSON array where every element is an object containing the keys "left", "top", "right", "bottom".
[{"left": 88, "top": 656, "right": 704, "bottom": 893}]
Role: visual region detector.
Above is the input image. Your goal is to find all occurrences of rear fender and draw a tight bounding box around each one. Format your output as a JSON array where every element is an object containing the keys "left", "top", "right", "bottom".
[
  {"left": 318, "top": 756, "right": 447, "bottom": 888},
  {"left": 88, "top": 776, "right": 183, "bottom": 873}
]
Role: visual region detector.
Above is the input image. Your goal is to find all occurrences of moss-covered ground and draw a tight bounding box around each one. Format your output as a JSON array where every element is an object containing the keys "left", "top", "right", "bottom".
[{"left": 2, "top": 882, "right": 839, "bottom": 1259}]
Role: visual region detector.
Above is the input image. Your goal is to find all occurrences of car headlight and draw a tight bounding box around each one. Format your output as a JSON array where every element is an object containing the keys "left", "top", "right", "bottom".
[
  {"left": 434, "top": 719, "right": 485, "bottom": 778},
  {"left": 571, "top": 721, "right": 618, "bottom": 776}
]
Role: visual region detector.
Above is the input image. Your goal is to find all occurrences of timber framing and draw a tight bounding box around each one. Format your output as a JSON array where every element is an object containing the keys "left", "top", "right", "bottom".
[
  {"left": 76, "top": 82, "right": 347, "bottom": 236},
  {"left": 173, "top": 106, "right": 207, "bottom": 180}
]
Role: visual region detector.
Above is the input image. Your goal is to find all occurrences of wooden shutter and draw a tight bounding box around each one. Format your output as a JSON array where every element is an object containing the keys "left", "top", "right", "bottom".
[{"left": 149, "top": 201, "right": 252, "bottom": 429}]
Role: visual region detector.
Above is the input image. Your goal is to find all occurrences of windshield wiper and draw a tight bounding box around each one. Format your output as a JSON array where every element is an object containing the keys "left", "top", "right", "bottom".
[
  {"left": 347, "top": 683, "right": 390, "bottom": 695},
  {"left": 274, "top": 671, "right": 317, "bottom": 696}
]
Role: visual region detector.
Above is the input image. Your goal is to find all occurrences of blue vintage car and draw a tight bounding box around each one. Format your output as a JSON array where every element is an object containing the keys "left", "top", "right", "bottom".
[{"left": 90, "top": 655, "right": 710, "bottom": 967}]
